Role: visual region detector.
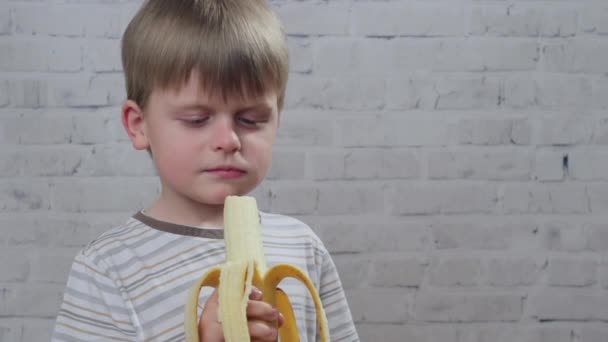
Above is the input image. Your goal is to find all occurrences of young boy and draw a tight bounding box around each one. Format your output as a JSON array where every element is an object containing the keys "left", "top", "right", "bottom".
[{"left": 51, "top": 0, "right": 359, "bottom": 341}]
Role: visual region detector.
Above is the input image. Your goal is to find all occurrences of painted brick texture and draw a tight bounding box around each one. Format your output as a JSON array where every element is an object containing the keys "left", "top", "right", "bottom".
[{"left": 2, "top": 0, "right": 608, "bottom": 341}]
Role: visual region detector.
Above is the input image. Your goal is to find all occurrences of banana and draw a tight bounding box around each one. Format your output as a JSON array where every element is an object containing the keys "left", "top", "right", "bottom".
[{"left": 184, "top": 196, "right": 330, "bottom": 342}]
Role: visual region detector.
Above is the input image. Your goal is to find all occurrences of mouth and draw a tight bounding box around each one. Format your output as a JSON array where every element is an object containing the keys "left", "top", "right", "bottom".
[{"left": 205, "top": 166, "right": 247, "bottom": 179}]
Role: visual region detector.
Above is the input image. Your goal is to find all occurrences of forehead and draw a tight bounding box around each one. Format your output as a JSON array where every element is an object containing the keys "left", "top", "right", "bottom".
[{"left": 151, "top": 72, "right": 279, "bottom": 110}]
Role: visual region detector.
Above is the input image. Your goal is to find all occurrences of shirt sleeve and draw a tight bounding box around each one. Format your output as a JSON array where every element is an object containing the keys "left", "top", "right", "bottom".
[
  {"left": 317, "top": 246, "right": 360, "bottom": 342},
  {"left": 52, "top": 250, "right": 138, "bottom": 341}
]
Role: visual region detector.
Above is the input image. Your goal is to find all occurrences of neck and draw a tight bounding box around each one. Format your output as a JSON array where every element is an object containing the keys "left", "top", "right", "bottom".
[{"left": 144, "top": 187, "right": 225, "bottom": 229}]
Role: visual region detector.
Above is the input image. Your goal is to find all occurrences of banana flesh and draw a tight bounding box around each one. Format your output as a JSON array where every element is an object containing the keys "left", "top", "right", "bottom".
[{"left": 184, "top": 196, "right": 330, "bottom": 342}]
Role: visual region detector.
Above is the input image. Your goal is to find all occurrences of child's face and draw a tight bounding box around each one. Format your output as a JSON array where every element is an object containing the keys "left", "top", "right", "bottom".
[{"left": 132, "top": 74, "right": 279, "bottom": 206}]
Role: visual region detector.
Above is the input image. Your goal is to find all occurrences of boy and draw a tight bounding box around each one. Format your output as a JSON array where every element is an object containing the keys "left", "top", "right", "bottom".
[{"left": 51, "top": 0, "right": 359, "bottom": 341}]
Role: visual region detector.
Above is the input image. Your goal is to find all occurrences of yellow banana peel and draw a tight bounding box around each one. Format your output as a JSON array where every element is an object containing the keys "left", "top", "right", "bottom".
[{"left": 184, "top": 196, "right": 330, "bottom": 342}]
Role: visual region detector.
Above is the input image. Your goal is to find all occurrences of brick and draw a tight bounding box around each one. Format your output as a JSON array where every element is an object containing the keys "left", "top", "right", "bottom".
[
  {"left": 0, "top": 39, "right": 82, "bottom": 72},
  {"left": 543, "top": 39, "right": 608, "bottom": 73},
  {"left": 0, "top": 80, "right": 8, "bottom": 107},
  {"left": 0, "top": 283, "right": 64, "bottom": 317},
  {"left": 321, "top": 77, "right": 385, "bottom": 110},
  {"left": 0, "top": 319, "right": 21, "bottom": 342},
  {"left": 587, "top": 224, "right": 608, "bottom": 252},
  {"left": 15, "top": 4, "right": 83, "bottom": 37},
  {"left": 471, "top": 5, "right": 576, "bottom": 37},
  {"left": 29, "top": 248, "right": 78, "bottom": 283},
  {"left": 46, "top": 75, "right": 125, "bottom": 108},
  {"left": 314, "top": 38, "right": 361, "bottom": 76},
  {"left": 592, "top": 117, "right": 608, "bottom": 144},
  {"left": 388, "top": 183, "right": 497, "bottom": 215},
  {"left": 486, "top": 257, "right": 542, "bottom": 287},
  {"left": 432, "top": 222, "right": 538, "bottom": 251},
  {"left": 414, "top": 292, "right": 523, "bottom": 322},
  {"left": 48, "top": 215, "right": 124, "bottom": 248},
  {"left": 503, "top": 76, "right": 537, "bottom": 109},
  {"left": 46, "top": 77, "right": 110, "bottom": 108},
  {"left": 386, "top": 76, "right": 438, "bottom": 110},
  {"left": 332, "top": 255, "right": 370, "bottom": 290},
  {"left": 309, "top": 151, "right": 344, "bottom": 181},
  {"left": 0, "top": 7, "right": 10, "bottom": 35},
  {"left": 85, "top": 39, "right": 122, "bottom": 72},
  {"left": 0, "top": 145, "right": 90, "bottom": 177},
  {"left": 0, "top": 113, "right": 74, "bottom": 144},
  {"left": 370, "top": 256, "right": 427, "bottom": 288},
  {"left": 541, "top": 221, "right": 587, "bottom": 252},
  {"left": 317, "top": 184, "right": 383, "bottom": 215},
  {"left": 287, "top": 37, "right": 312, "bottom": 73},
  {"left": 427, "top": 148, "right": 532, "bottom": 180},
  {"left": 318, "top": 222, "right": 428, "bottom": 254},
  {"left": 588, "top": 185, "right": 608, "bottom": 214},
  {"left": 268, "top": 183, "right": 317, "bottom": 215},
  {"left": 357, "top": 325, "right": 426, "bottom": 342},
  {"left": 266, "top": 150, "right": 306, "bottom": 180},
  {"left": 276, "top": 2, "right": 349, "bottom": 36},
  {"left": 22, "top": 319, "right": 55, "bottom": 342},
  {"left": 454, "top": 118, "right": 532, "bottom": 146},
  {"left": 275, "top": 116, "right": 333, "bottom": 146},
  {"left": 547, "top": 258, "right": 597, "bottom": 287},
  {"left": 13, "top": 4, "right": 122, "bottom": 38},
  {"left": 353, "top": 3, "right": 464, "bottom": 37},
  {"left": 534, "top": 150, "right": 565, "bottom": 181},
  {"left": 538, "top": 117, "right": 593, "bottom": 146},
  {"left": 338, "top": 117, "right": 450, "bottom": 147},
  {"left": 501, "top": 183, "right": 588, "bottom": 214},
  {"left": 283, "top": 75, "right": 326, "bottom": 109},
  {"left": 530, "top": 292, "right": 608, "bottom": 321},
  {"left": 0, "top": 249, "right": 31, "bottom": 282},
  {"left": 392, "top": 40, "right": 439, "bottom": 72},
  {"left": 347, "top": 288, "right": 409, "bottom": 323},
  {"left": 8, "top": 79, "right": 48, "bottom": 108},
  {"left": 593, "top": 77, "right": 608, "bottom": 109},
  {"left": 570, "top": 149, "right": 608, "bottom": 180},
  {"left": 0, "top": 181, "right": 49, "bottom": 211},
  {"left": 71, "top": 111, "right": 124, "bottom": 144},
  {"left": 536, "top": 75, "right": 594, "bottom": 110},
  {"left": 75, "top": 144, "right": 156, "bottom": 177},
  {"left": 435, "top": 39, "right": 538, "bottom": 72},
  {"left": 580, "top": 327, "right": 608, "bottom": 342},
  {"left": 0, "top": 217, "right": 52, "bottom": 247},
  {"left": 541, "top": 41, "right": 576, "bottom": 72},
  {"left": 429, "top": 257, "right": 481, "bottom": 287},
  {"left": 580, "top": 6, "right": 608, "bottom": 35},
  {"left": 50, "top": 178, "right": 159, "bottom": 212},
  {"left": 343, "top": 149, "right": 420, "bottom": 180},
  {"left": 434, "top": 76, "right": 501, "bottom": 110}
]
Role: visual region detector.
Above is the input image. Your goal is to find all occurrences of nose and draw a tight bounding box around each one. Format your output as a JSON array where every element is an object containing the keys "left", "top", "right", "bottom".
[{"left": 210, "top": 116, "right": 241, "bottom": 152}]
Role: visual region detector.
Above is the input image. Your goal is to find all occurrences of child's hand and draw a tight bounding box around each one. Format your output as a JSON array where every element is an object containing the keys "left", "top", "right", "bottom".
[{"left": 198, "top": 286, "right": 285, "bottom": 342}]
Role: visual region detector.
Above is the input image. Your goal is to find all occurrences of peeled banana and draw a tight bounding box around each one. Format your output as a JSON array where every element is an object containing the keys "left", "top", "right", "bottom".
[{"left": 184, "top": 196, "right": 330, "bottom": 342}]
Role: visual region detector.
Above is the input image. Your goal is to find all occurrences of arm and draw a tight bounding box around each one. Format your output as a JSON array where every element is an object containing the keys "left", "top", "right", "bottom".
[
  {"left": 318, "top": 247, "right": 360, "bottom": 342},
  {"left": 52, "top": 251, "right": 138, "bottom": 341}
]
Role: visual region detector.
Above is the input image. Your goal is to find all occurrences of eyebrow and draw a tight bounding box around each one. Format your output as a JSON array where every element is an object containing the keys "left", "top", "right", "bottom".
[{"left": 172, "top": 102, "right": 274, "bottom": 114}]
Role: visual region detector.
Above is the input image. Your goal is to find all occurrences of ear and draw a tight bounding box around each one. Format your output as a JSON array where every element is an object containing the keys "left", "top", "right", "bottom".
[{"left": 121, "top": 99, "right": 150, "bottom": 150}]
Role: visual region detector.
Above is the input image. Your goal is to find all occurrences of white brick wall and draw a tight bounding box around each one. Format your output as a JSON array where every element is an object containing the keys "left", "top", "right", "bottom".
[{"left": 2, "top": 0, "right": 608, "bottom": 341}]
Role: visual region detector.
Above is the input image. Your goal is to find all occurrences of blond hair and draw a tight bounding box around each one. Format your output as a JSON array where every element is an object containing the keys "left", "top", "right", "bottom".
[{"left": 121, "top": 0, "right": 289, "bottom": 110}]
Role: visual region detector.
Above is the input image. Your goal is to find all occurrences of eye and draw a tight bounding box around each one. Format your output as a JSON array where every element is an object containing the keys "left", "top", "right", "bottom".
[
  {"left": 237, "top": 116, "right": 258, "bottom": 126},
  {"left": 237, "top": 112, "right": 270, "bottom": 128},
  {"left": 182, "top": 115, "right": 209, "bottom": 127}
]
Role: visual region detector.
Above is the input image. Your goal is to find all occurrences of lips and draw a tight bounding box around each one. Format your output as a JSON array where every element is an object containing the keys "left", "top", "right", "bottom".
[{"left": 205, "top": 166, "right": 247, "bottom": 179}]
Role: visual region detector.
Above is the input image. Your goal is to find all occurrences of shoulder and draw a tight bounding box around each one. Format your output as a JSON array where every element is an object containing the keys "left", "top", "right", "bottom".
[
  {"left": 77, "top": 216, "right": 157, "bottom": 268},
  {"left": 260, "top": 212, "right": 327, "bottom": 252}
]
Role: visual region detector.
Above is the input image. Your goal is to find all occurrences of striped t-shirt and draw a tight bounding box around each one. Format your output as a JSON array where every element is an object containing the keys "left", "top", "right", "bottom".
[{"left": 52, "top": 211, "right": 359, "bottom": 341}]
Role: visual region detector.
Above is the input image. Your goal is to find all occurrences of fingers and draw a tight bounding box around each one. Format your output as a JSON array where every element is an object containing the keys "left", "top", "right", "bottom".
[
  {"left": 248, "top": 320, "right": 278, "bottom": 342},
  {"left": 198, "top": 289, "right": 224, "bottom": 342}
]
